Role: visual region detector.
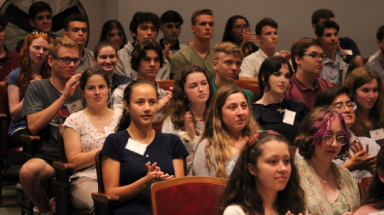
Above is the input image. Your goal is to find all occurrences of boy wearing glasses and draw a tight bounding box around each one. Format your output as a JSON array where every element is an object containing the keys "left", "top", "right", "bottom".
[
  {"left": 170, "top": 9, "right": 215, "bottom": 80},
  {"left": 19, "top": 37, "right": 83, "bottom": 215},
  {"left": 316, "top": 20, "right": 362, "bottom": 86},
  {"left": 63, "top": 14, "right": 96, "bottom": 74},
  {"left": 116, "top": 12, "right": 170, "bottom": 80},
  {"left": 282, "top": 38, "right": 332, "bottom": 110},
  {"left": 312, "top": 86, "right": 380, "bottom": 182},
  {"left": 15, "top": 1, "right": 56, "bottom": 53},
  {"left": 239, "top": 17, "right": 290, "bottom": 81},
  {"left": 159, "top": 10, "right": 186, "bottom": 60}
]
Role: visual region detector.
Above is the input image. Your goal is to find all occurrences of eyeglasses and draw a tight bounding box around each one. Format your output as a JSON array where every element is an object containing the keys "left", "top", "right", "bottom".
[
  {"left": 324, "top": 135, "right": 346, "bottom": 146},
  {"left": 233, "top": 25, "right": 250, "bottom": 31},
  {"left": 31, "top": 30, "right": 48, "bottom": 36},
  {"left": 332, "top": 101, "right": 357, "bottom": 113},
  {"left": 52, "top": 56, "right": 82, "bottom": 65},
  {"left": 302, "top": 53, "right": 327, "bottom": 60}
]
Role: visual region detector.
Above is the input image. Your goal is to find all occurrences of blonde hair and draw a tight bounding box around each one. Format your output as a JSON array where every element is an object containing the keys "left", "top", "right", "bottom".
[
  {"left": 196, "top": 85, "right": 260, "bottom": 178},
  {"left": 213, "top": 42, "right": 243, "bottom": 62},
  {"left": 49, "top": 37, "right": 79, "bottom": 57}
]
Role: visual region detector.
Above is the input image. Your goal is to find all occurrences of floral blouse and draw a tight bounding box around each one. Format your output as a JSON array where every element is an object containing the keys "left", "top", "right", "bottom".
[{"left": 296, "top": 159, "right": 360, "bottom": 215}]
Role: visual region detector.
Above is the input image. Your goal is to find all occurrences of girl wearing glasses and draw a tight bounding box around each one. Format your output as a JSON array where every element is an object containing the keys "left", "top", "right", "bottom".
[
  {"left": 222, "top": 15, "right": 258, "bottom": 57},
  {"left": 218, "top": 131, "right": 306, "bottom": 215},
  {"left": 99, "top": 20, "right": 127, "bottom": 50},
  {"left": 252, "top": 56, "right": 309, "bottom": 146},
  {"left": 313, "top": 86, "right": 380, "bottom": 182},
  {"left": 7, "top": 32, "right": 52, "bottom": 147},
  {"left": 295, "top": 107, "right": 360, "bottom": 215},
  {"left": 345, "top": 68, "right": 384, "bottom": 146}
]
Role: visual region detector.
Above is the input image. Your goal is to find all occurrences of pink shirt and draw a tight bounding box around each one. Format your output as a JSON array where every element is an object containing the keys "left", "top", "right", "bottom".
[{"left": 282, "top": 74, "right": 332, "bottom": 110}]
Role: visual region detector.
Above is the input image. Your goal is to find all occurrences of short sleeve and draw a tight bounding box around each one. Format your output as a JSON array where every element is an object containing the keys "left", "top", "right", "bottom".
[
  {"left": 62, "top": 111, "right": 82, "bottom": 133},
  {"left": 21, "top": 81, "right": 44, "bottom": 118},
  {"left": 167, "top": 133, "right": 188, "bottom": 159},
  {"left": 100, "top": 132, "right": 125, "bottom": 162},
  {"left": 170, "top": 51, "right": 189, "bottom": 74},
  {"left": 6, "top": 68, "right": 20, "bottom": 86},
  {"left": 111, "top": 84, "right": 127, "bottom": 113}
]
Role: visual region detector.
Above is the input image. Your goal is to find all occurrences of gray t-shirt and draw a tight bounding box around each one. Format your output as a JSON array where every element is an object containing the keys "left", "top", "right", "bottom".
[{"left": 21, "top": 79, "right": 83, "bottom": 153}]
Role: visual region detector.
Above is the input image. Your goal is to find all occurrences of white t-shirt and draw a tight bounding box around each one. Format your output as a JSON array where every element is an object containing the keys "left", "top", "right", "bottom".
[{"left": 239, "top": 49, "right": 279, "bottom": 79}]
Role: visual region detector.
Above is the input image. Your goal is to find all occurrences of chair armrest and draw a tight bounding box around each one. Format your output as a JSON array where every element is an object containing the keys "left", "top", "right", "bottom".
[
  {"left": 52, "top": 161, "right": 75, "bottom": 174},
  {"left": 92, "top": 192, "right": 119, "bottom": 204},
  {"left": 20, "top": 134, "right": 40, "bottom": 159}
]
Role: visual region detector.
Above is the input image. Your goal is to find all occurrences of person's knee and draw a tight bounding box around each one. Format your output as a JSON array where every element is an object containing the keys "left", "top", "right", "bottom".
[{"left": 20, "top": 159, "right": 54, "bottom": 184}]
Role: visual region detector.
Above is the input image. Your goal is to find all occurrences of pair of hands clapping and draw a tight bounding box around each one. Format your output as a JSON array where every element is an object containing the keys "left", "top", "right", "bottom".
[{"left": 145, "top": 162, "right": 174, "bottom": 184}]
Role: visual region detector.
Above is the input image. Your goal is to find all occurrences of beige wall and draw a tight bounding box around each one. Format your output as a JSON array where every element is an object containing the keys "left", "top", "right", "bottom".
[{"left": 1, "top": 0, "right": 383, "bottom": 57}]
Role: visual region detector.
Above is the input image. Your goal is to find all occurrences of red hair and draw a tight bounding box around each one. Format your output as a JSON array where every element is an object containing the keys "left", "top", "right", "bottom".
[{"left": 17, "top": 33, "right": 52, "bottom": 98}]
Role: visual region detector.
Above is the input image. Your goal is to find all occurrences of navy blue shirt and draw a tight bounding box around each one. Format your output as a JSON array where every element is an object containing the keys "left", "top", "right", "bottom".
[{"left": 100, "top": 130, "right": 188, "bottom": 215}]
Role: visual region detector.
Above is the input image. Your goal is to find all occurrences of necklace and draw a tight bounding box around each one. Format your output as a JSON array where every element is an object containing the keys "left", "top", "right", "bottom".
[
  {"left": 277, "top": 102, "right": 284, "bottom": 113},
  {"left": 194, "top": 118, "right": 204, "bottom": 122}
]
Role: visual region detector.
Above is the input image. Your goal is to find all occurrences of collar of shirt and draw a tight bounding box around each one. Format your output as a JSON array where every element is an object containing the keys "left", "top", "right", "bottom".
[
  {"left": 324, "top": 53, "right": 340, "bottom": 67},
  {"left": 291, "top": 73, "right": 320, "bottom": 92}
]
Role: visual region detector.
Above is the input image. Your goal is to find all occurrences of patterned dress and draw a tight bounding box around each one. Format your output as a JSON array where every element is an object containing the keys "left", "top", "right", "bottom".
[{"left": 296, "top": 159, "right": 360, "bottom": 215}]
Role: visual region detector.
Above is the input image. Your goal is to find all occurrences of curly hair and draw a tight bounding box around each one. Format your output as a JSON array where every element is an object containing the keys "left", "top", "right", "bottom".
[
  {"left": 218, "top": 131, "right": 306, "bottom": 215},
  {"left": 295, "top": 107, "right": 350, "bottom": 160},
  {"left": 164, "top": 65, "right": 214, "bottom": 131},
  {"left": 362, "top": 147, "right": 384, "bottom": 209},
  {"left": 130, "top": 38, "right": 164, "bottom": 72},
  {"left": 18, "top": 33, "right": 52, "bottom": 98},
  {"left": 196, "top": 85, "right": 261, "bottom": 178},
  {"left": 345, "top": 68, "right": 384, "bottom": 136}
]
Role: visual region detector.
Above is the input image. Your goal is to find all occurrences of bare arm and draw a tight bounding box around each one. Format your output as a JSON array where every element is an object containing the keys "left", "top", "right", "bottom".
[
  {"left": 354, "top": 56, "right": 364, "bottom": 68},
  {"left": 172, "top": 158, "right": 185, "bottom": 178},
  {"left": 63, "top": 127, "right": 101, "bottom": 171},
  {"left": 7, "top": 84, "right": 24, "bottom": 122},
  {"left": 102, "top": 156, "right": 173, "bottom": 203},
  {"left": 27, "top": 74, "right": 81, "bottom": 134}
]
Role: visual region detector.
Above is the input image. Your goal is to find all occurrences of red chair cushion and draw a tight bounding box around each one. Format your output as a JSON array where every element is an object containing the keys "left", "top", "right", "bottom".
[{"left": 154, "top": 182, "right": 225, "bottom": 215}]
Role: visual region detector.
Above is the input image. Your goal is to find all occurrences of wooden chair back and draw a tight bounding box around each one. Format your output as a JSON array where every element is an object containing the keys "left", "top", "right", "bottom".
[
  {"left": 150, "top": 176, "right": 228, "bottom": 215},
  {"left": 152, "top": 121, "right": 163, "bottom": 132},
  {"left": 95, "top": 151, "right": 105, "bottom": 193},
  {"left": 0, "top": 85, "right": 12, "bottom": 152},
  {"left": 358, "top": 176, "right": 372, "bottom": 202},
  {"left": 57, "top": 124, "right": 68, "bottom": 163},
  {"left": 158, "top": 80, "right": 175, "bottom": 92},
  {"left": 234, "top": 80, "right": 259, "bottom": 94}
]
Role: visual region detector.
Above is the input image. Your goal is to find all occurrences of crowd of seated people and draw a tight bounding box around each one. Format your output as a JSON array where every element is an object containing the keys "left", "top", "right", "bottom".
[{"left": 1, "top": 2, "right": 384, "bottom": 215}]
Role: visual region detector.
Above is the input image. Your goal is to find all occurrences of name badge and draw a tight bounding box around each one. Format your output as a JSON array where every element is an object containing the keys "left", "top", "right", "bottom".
[
  {"left": 369, "top": 211, "right": 384, "bottom": 215},
  {"left": 125, "top": 138, "right": 147, "bottom": 156},
  {"left": 283, "top": 109, "right": 296, "bottom": 125},
  {"left": 104, "top": 126, "right": 114, "bottom": 138},
  {"left": 369, "top": 129, "right": 384, "bottom": 141},
  {"left": 67, "top": 100, "right": 83, "bottom": 114}
]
